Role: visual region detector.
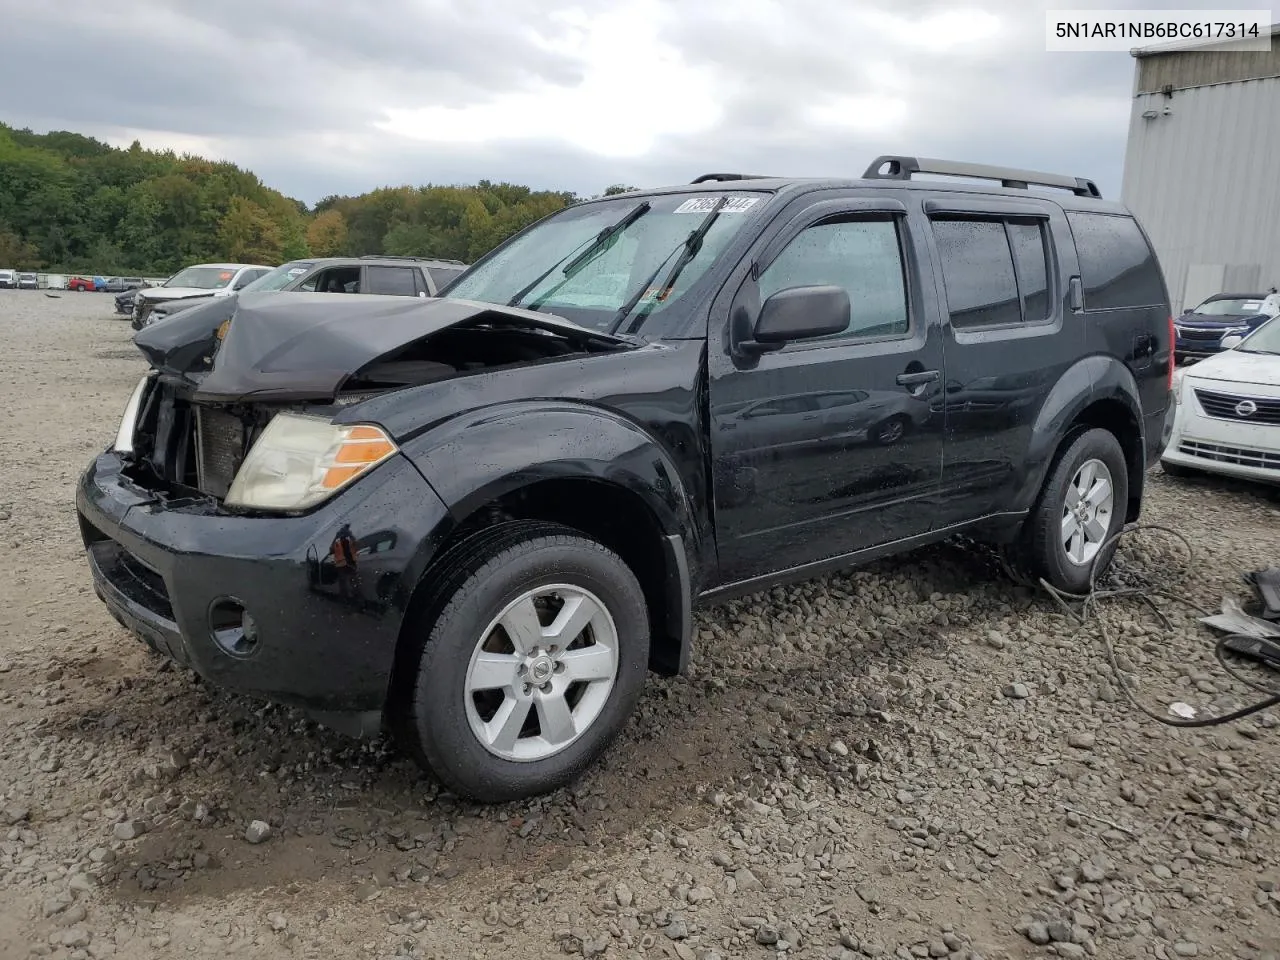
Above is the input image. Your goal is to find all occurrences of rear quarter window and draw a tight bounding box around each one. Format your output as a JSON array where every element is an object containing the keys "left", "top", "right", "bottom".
[
  {"left": 427, "top": 265, "right": 466, "bottom": 291},
  {"left": 1066, "top": 212, "right": 1165, "bottom": 310}
]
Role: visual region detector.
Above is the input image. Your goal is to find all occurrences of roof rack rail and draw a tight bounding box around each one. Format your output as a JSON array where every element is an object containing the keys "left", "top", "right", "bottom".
[
  {"left": 690, "top": 173, "right": 774, "bottom": 183},
  {"left": 861, "top": 155, "right": 1101, "bottom": 198},
  {"left": 359, "top": 254, "right": 467, "bottom": 265}
]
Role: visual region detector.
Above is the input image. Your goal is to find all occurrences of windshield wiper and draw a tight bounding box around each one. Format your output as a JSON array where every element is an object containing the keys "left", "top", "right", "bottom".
[
  {"left": 505, "top": 201, "right": 651, "bottom": 310},
  {"left": 608, "top": 195, "right": 728, "bottom": 335}
]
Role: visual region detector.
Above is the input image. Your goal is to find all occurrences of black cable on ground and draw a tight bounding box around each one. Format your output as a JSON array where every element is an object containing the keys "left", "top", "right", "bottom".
[{"left": 1005, "top": 524, "right": 1280, "bottom": 728}]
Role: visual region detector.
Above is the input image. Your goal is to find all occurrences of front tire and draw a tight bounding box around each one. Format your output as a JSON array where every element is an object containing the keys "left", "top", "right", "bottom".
[
  {"left": 399, "top": 522, "right": 650, "bottom": 802},
  {"left": 1024, "top": 428, "right": 1129, "bottom": 594},
  {"left": 873, "top": 414, "right": 910, "bottom": 445}
]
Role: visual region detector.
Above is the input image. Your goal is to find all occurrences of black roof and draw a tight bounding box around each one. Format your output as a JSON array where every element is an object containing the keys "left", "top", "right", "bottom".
[
  {"left": 581, "top": 156, "right": 1127, "bottom": 215},
  {"left": 1202, "top": 292, "right": 1268, "bottom": 301}
]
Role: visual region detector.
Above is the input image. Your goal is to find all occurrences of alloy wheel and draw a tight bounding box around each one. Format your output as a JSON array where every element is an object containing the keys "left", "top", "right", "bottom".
[
  {"left": 464, "top": 584, "right": 619, "bottom": 762},
  {"left": 1060, "top": 457, "right": 1114, "bottom": 566}
]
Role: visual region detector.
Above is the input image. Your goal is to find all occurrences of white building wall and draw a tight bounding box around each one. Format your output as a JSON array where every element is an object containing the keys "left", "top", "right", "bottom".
[{"left": 1120, "top": 77, "right": 1280, "bottom": 313}]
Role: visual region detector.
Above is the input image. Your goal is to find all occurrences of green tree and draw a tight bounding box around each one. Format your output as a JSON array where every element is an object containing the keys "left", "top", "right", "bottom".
[
  {"left": 306, "top": 209, "right": 347, "bottom": 256},
  {"left": 0, "top": 121, "right": 581, "bottom": 273},
  {"left": 0, "top": 225, "right": 38, "bottom": 269},
  {"left": 217, "top": 197, "right": 283, "bottom": 264}
]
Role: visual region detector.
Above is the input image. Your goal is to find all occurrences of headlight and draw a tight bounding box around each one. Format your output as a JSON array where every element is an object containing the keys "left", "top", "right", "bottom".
[
  {"left": 224, "top": 413, "right": 398, "bottom": 511},
  {"left": 114, "top": 375, "right": 151, "bottom": 454}
]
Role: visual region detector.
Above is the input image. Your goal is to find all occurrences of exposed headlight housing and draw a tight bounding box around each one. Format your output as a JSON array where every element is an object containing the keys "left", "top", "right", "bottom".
[
  {"left": 224, "top": 413, "right": 398, "bottom": 511},
  {"left": 114, "top": 375, "right": 152, "bottom": 454}
]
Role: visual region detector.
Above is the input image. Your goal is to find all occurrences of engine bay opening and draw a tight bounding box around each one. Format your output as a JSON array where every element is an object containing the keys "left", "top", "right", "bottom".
[{"left": 344, "top": 320, "right": 623, "bottom": 390}]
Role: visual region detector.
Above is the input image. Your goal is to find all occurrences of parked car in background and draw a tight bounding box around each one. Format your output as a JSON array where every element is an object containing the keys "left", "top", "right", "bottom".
[
  {"left": 0, "top": 269, "right": 16, "bottom": 289},
  {"left": 115, "top": 289, "right": 140, "bottom": 315},
  {"left": 141, "top": 255, "right": 470, "bottom": 325},
  {"left": 130, "top": 263, "right": 273, "bottom": 329},
  {"left": 68, "top": 276, "right": 96, "bottom": 292},
  {"left": 17, "top": 272, "right": 38, "bottom": 289},
  {"left": 79, "top": 157, "right": 1175, "bottom": 802},
  {"left": 1173, "top": 292, "right": 1279, "bottom": 362},
  {"left": 1162, "top": 314, "right": 1280, "bottom": 484},
  {"left": 103, "top": 276, "right": 145, "bottom": 293}
]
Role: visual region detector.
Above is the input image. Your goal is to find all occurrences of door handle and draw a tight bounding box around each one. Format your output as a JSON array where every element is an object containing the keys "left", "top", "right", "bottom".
[{"left": 896, "top": 370, "right": 940, "bottom": 387}]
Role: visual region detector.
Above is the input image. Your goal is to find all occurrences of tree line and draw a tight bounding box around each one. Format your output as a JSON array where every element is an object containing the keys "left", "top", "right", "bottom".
[{"left": 0, "top": 123, "right": 637, "bottom": 274}]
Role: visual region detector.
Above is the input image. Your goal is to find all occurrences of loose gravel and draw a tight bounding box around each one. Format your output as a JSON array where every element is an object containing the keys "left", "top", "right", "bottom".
[{"left": 1, "top": 291, "right": 1279, "bottom": 960}]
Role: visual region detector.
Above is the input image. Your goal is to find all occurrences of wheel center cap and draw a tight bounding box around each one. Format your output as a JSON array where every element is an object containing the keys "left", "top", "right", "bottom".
[{"left": 528, "top": 656, "right": 554, "bottom": 683}]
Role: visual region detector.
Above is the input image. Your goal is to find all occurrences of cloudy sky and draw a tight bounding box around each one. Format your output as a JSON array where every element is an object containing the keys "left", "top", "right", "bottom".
[{"left": 0, "top": 0, "right": 1195, "bottom": 205}]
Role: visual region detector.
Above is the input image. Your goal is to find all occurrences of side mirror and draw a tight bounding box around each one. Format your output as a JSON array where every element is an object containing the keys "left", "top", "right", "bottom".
[
  {"left": 753, "top": 285, "right": 850, "bottom": 344},
  {"left": 1182, "top": 307, "right": 1194, "bottom": 315},
  {"left": 1220, "top": 334, "right": 1245, "bottom": 349}
]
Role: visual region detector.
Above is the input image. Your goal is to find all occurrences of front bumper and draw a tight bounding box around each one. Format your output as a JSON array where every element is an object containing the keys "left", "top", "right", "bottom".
[
  {"left": 1174, "top": 337, "right": 1223, "bottom": 359},
  {"left": 76, "top": 450, "right": 451, "bottom": 732},
  {"left": 1161, "top": 384, "right": 1280, "bottom": 484}
]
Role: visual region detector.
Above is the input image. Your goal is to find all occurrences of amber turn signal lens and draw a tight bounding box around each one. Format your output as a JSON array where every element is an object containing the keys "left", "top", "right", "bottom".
[{"left": 321, "top": 429, "right": 397, "bottom": 490}]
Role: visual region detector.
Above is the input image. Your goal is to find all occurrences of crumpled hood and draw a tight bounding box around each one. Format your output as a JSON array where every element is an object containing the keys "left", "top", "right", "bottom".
[
  {"left": 1186, "top": 349, "right": 1280, "bottom": 388},
  {"left": 134, "top": 291, "right": 629, "bottom": 403}
]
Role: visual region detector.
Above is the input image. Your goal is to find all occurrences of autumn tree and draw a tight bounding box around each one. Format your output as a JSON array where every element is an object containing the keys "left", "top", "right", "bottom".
[
  {"left": 306, "top": 209, "right": 347, "bottom": 256},
  {"left": 217, "top": 197, "right": 283, "bottom": 264}
]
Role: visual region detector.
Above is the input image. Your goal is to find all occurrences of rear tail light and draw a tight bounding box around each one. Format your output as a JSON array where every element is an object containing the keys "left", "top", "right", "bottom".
[{"left": 1167, "top": 315, "right": 1175, "bottom": 391}]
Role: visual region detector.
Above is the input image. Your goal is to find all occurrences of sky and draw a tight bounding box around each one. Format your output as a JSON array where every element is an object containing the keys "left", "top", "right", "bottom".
[{"left": 0, "top": 0, "right": 1195, "bottom": 205}]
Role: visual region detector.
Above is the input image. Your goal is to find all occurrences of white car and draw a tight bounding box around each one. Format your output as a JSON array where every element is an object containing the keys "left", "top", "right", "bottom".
[
  {"left": 1162, "top": 316, "right": 1280, "bottom": 483},
  {"left": 131, "top": 263, "right": 273, "bottom": 328}
]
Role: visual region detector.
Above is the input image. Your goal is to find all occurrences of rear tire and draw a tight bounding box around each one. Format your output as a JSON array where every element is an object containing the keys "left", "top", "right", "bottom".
[
  {"left": 1023, "top": 428, "right": 1129, "bottom": 594},
  {"left": 398, "top": 522, "right": 650, "bottom": 802}
]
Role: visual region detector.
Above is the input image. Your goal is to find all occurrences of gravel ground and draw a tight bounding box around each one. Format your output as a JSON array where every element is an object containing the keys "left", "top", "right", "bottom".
[{"left": 2, "top": 290, "right": 1279, "bottom": 960}]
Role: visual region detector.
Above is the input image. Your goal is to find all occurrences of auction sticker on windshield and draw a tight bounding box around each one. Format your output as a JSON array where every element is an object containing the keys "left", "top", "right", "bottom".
[{"left": 674, "top": 196, "right": 761, "bottom": 214}]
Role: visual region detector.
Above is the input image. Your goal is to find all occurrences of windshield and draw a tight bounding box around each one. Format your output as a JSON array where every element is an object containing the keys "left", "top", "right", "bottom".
[
  {"left": 443, "top": 192, "right": 768, "bottom": 334},
  {"left": 165, "top": 266, "right": 239, "bottom": 290},
  {"left": 1193, "top": 297, "right": 1264, "bottom": 316},
  {"left": 241, "top": 261, "right": 316, "bottom": 293},
  {"left": 1237, "top": 315, "right": 1280, "bottom": 354}
]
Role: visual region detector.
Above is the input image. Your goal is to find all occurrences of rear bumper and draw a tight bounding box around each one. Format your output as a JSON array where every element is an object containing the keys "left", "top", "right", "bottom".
[{"left": 76, "top": 450, "right": 452, "bottom": 731}]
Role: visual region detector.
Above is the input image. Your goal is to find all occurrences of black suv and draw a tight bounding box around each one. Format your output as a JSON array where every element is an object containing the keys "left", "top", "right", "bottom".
[
  {"left": 141, "top": 256, "right": 469, "bottom": 326},
  {"left": 77, "top": 157, "right": 1174, "bottom": 802}
]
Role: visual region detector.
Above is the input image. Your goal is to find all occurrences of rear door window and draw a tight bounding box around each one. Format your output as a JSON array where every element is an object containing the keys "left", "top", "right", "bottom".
[
  {"left": 931, "top": 219, "right": 1022, "bottom": 328},
  {"left": 366, "top": 266, "right": 420, "bottom": 297},
  {"left": 1066, "top": 212, "right": 1165, "bottom": 310}
]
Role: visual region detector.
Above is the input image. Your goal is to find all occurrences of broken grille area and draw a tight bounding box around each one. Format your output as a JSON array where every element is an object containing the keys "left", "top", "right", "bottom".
[{"left": 195, "top": 406, "right": 247, "bottom": 499}]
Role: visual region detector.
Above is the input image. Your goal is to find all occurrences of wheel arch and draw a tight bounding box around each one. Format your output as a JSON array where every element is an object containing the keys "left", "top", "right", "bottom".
[
  {"left": 387, "top": 404, "right": 701, "bottom": 717},
  {"left": 1021, "top": 356, "right": 1146, "bottom": 522}
]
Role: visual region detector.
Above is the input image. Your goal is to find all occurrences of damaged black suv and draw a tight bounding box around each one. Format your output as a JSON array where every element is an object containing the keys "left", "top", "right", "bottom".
[{"left": 77, "top": 157, "right": 1175, "bottom": 802}]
